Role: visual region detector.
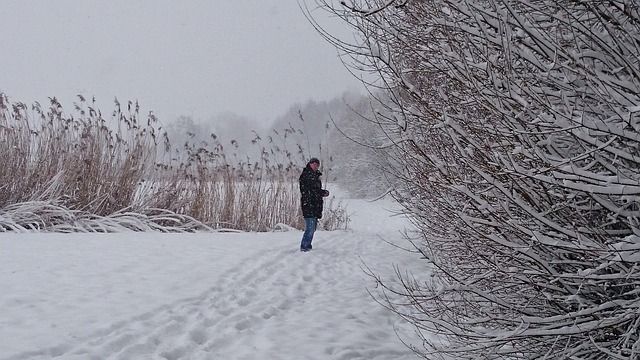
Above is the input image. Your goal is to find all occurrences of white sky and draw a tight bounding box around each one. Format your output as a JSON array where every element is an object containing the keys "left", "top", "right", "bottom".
[{"left": 0, "top": 1, "right": 362, "bottom": 125}]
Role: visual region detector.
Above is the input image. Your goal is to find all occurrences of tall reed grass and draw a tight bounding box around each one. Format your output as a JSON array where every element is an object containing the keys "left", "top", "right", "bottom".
[{"left": 0, "top": 93, "right": 349, "bottom": 232}]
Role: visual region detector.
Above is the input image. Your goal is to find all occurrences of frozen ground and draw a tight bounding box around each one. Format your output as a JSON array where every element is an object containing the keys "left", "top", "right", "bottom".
[{"left": 1, "top": 196, "right": 429, "bottom": 360}]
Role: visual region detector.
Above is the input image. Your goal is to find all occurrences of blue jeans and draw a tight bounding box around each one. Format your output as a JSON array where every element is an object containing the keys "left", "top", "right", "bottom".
[{"left": 300, "top": 218, "right": 318, "bottom": 250}]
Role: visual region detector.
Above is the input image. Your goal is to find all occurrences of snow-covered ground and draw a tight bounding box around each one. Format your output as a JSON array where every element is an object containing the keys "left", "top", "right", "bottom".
[{"left": 1, "top": 195, "right": 429, "bottom": 360}]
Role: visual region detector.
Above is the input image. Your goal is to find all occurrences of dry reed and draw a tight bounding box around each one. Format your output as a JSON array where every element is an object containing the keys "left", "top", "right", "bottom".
[{"left": 0, "top": 93, "right": 349, "bottom": 232}]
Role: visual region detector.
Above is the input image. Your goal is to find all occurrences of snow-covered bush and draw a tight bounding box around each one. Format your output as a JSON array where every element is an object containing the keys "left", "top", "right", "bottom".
[
  {"left": 328, "top": 92, "right": 401, "bottom": 198},
  {"left": 308, "top": 0, "right": 640, "bottom": 358}
]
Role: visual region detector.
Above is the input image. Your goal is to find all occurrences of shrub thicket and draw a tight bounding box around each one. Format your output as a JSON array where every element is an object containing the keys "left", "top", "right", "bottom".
[{"left": 307, "top": 0, "right": 640, "bottom": 358}]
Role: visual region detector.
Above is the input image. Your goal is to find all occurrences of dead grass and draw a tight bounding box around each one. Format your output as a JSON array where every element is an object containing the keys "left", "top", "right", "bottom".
[{"left": 0, "top": 93, "right": 348, "bottom": 232}]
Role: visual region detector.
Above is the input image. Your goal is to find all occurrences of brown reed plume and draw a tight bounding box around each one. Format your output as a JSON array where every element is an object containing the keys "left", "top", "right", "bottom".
[{"left": 0, "top": 93, "right": 348, "bottom": 232}]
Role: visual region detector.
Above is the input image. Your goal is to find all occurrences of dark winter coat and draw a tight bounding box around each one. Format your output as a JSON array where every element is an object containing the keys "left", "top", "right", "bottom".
[{"left": 299, "top": 165, "right": 324, "bottom": 219}]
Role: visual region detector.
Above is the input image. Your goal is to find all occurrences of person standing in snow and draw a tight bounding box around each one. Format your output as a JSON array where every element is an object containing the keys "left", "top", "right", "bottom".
[{"left": 299, "top": 157, "right": 329, "bottom": 252}]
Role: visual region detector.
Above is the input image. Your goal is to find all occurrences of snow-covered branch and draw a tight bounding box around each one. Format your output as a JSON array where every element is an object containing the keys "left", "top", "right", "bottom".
[{"left": 309, "top": 0, "right": 640, "bottom": 357}]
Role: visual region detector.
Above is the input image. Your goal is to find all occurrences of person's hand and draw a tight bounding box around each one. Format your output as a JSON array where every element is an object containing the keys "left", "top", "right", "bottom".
[{"left": 322, "top": 190, "right": 330, "bottom": 197}]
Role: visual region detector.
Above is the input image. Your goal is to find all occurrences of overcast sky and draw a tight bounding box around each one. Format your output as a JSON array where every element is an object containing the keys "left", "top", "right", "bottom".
[{"left": 0, "top": 1, "right": 362, "bottom": 125}]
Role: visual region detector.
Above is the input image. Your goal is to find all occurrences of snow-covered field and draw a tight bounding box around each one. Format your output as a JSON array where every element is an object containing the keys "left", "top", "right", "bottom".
[{"left": 1, "top": 195, "right": 428, "bottom": 360}]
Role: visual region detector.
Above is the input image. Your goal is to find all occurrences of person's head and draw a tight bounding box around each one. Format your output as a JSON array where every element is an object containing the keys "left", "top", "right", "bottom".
[{"left": 307, "top": 157, "right": 320, "bottom": 171}]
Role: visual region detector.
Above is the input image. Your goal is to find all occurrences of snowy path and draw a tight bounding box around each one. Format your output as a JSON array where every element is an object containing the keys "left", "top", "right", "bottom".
[{"left": 1, "top": 198, "right": 426, "bottom": 359}]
